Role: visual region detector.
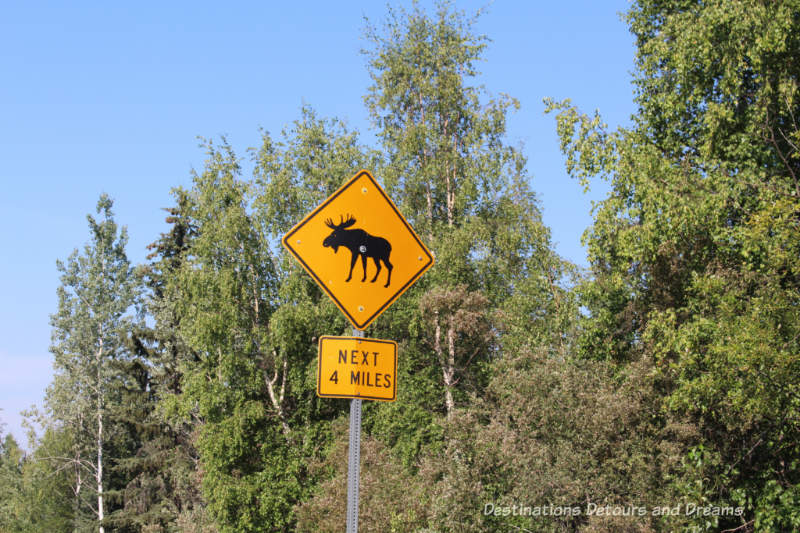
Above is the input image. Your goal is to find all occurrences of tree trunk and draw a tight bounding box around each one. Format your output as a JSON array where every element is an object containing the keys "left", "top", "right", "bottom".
[
  {"left": 73, "top": 461, "right": 82, "bottom": 533},
  {"left": 97, "top": 407, "right": 104, "bottom": 533},
  {"left": 96, "top": 341, "right": 105, "bottom": 533},
  {"left": 433, "top": 310, "right": 455, "bottom": 418},
  {"left": 445, "top": 162, "right": 455, "bottom": 228},
  {"left": 444, "top": 319, "right": 456, "bottom": 419},
  {"left": 266, "top": 357, "right": 290, "bottom": 436},
  {"left": 426, "top": 182, "right": 434, "bottom": 243},
  {"left": 443, "top": 151, "right": 457, "bottom": 418}
]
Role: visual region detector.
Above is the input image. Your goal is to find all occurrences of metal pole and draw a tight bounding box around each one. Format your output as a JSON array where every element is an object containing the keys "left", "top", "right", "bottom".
[{"left": 346, "top": 328, "right": 364, "bottom": 533}]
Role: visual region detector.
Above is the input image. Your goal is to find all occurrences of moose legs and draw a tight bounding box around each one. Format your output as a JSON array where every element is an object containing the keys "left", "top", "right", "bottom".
[
  {"left": 369, "top": 257, "right": 381, "bottom": 283},
  {"left": 345, "top": 252, "right": 393, "bottom": 287},
  {"left": 346, "top": 253, "right": 359, "bottom": 282},
  {"left": 345, "top": 253, "right": 370, "bottom": 283},
  {"left": 361, "top": 254, "right": 368, "bottom": 282},
  {"left": 370, "top": 256, "right": 393, "bottom": 288}
]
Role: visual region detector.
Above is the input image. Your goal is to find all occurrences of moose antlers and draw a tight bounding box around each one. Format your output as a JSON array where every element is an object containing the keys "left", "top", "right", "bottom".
[{"left": 324, "top": 214, "right": 357, "bottom": 229}]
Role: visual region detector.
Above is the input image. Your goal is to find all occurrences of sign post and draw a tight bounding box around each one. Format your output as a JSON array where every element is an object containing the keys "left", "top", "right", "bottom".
[
  {"left": 346, "top": 329, "right": 363, "bottom": 533},
  {"left": 282, "top": 170, "right": 433, "bottom": 533}
]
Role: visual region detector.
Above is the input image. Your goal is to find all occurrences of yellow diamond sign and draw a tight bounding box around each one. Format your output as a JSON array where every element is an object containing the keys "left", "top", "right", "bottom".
[
  {"left": 317, "top": 336, "right": 397, "bottom": 401},
  {"left": 282, "top": 170, "right": 434, "bottom": 330}
]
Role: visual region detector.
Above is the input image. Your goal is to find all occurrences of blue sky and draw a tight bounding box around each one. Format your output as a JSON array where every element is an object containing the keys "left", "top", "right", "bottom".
[{"left": 0, "top": 1, "right": 635, "bottom": 447}]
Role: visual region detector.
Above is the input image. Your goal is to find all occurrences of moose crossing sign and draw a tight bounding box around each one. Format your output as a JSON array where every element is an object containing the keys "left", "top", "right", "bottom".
[{"left": 282, "top": 170, "right": 434, "bottom": 330}]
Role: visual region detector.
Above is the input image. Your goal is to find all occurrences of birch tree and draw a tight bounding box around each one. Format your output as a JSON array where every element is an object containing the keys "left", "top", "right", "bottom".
[
  {"left": 47, "top": 194, "right": 141, "bottom": 533},
  {"left": 364, "top": 1, "right": 559, "bottom": 418}
]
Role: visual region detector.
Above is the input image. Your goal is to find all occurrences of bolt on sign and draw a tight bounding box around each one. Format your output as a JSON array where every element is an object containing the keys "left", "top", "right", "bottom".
[
  {"left": 282, "top": 169, "right": 434, "bottom": 330},
  {"left": 317, "top": 336, "right": 397, "bottom": 402}
]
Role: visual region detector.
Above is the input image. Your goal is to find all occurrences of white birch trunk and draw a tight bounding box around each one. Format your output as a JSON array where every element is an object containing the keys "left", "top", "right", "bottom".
[
  {"left": 433, "top": 310, "right": 455, "bottom": 418},
  {"left": 96, "top": 339, "right": 105, "bottom": 533},
  {"left": 266, "top": 357, "right": 290, "bottom": 436}
]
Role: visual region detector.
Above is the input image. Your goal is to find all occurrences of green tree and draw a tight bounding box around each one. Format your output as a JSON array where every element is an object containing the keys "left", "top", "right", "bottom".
[
  {"left": 47, "top": 194, "right": 142, "bottom": 532},
  {"left": 363, "top": 0, "right": 561, "bottom": 425},
  {"left": 0, "top": 429, "right": 24, "bottom": 532},
  {"left": 11, "top": 426, "right": 77, "bottom": 533},
  {"left": 165, "top": 122, "right": 375, "bottom": 532},
  {"left": 549, "top": 0, "right": 800, "bottom": 529},
  {"left": 107, "top": 189, "right": 213, "bottom": 533},
  {"left": 167, "top": 139, "right": 285, "bottom": 532}
]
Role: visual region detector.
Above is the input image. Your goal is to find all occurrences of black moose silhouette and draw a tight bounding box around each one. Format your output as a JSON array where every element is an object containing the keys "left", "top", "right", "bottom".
[{"left": 323, "top": 214, "right": 393, "bottom": 288}]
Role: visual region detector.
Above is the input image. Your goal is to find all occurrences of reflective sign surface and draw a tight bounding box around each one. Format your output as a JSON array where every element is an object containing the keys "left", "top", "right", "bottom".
[
  {"left": 282, "top": 170, "right": 434, "bottom": 330},
  {"left": 317, "top": 336, "right": 397, "bottom": 402}
]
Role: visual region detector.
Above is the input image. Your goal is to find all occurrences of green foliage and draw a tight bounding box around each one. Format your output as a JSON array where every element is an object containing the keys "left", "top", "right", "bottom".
[
  {"left": 156, "top": 116, "right": 378, "bottom": 532},
  {"left": 166, "top": 139, "right": 289, "bottom": 532},
  {"left": 295, "top": 417, "right": 432, "bottom": 532},
  {"left": 362, "top": 0, "right": 563, "bottom": 430},
  {"left": 0, "top": 426, "right": 78, "bottom": 533},
  {"left": 0, "top": 431, "right": 25, "bottom": 532},
  {"left": 549, "top": 0, "right": 800, "bottom": 529},
  {"left": 88, "top": 186, "right": 216, "bottom": 533},
  {"left": 254, "top": 106, "right": 381, "bottom": 238},
  {"left": 30, "top": 2, "right": 800, "bottom": 531}
]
